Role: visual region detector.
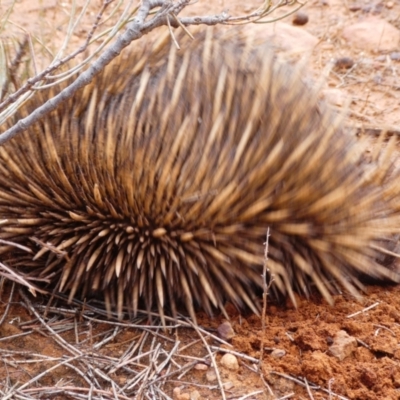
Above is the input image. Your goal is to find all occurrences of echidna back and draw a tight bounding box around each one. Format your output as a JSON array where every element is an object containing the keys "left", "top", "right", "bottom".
[{"left": 0, "top": 28, "right": 398, "bottom": 321}]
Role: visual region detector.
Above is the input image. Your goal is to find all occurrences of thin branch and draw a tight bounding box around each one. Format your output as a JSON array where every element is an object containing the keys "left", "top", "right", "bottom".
[
  {"left": 0, "top": 282, "right": 15, "bottom": 326},
  {"left": 0, "top": 0, "right": 168, "bottom": 143}
]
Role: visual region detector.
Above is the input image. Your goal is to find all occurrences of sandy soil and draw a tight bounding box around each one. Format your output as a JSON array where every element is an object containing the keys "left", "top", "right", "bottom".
[{"left": 0, "top": 0, "right": 400, "bottom": 399}]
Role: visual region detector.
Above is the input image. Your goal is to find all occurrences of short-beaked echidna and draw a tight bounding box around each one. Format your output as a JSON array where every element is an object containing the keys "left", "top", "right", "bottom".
[{"left": 0, "top": 28, "right": 399, "bottom": 320}]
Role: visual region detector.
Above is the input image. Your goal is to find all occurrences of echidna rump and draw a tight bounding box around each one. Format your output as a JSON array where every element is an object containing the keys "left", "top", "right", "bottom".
[{"left": 0, "top": 28, "right": 399, "bottom": 320}]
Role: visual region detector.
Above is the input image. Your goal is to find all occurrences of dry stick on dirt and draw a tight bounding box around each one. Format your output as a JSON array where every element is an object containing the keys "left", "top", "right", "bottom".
[
  {"left": 0, "top": 330, "right": 34, "bottom": 342},
  {"left": 67, "top": 309, "right": 224, "bottom": 395},
  {"left": 328, "top": 378, "right": 334, "bottom": 400},
  {"left": 139, "top": 338, "right": 182, "bottom": 396},
  {"left": 0, "top": 282, "right": 15, "bottom": 326},
  {"left": 304, "top": 377, "right": 315, "bottom": 400},
  {"left": 258, "top": 229, "right": 276, "bottom": 398},
  {"left": 19, "top": 289, "right": 83, "bottom": 357},
  {"left": 346, "top": 302, "right": 380, "bottom": 318},
  {"left": 0, "top": 290, "right": 284, "bottom": 399},
  {"left": 238, "top": 391, "right": 265, "bottom": 400},
  {"left": 259, "top": 228, "right": 271, "bottom": 368},
  {"left": 277, "top": 394, "right": 295, "bottom": 399},
  {"left": 2, "top": 354, "right": 83, "bottom": 400},
  {"left": 9, "top": 292, "right": 157, "bottom": 397},
  {"left": 271, "top": 372, "right": 350, "bottom": 400},
  {"left": 0, "top": 262, "right": 43, "bottom": 295},
  {"left": 210, "top": 347, "right": 259, "bottom": 364},
  {"left": 373, "top": 324, "right": 396, "bottom": 337},
  {"left": 187, "top": 318, "right": 227, "bottom": 400},
  {"left": 20, "top": 386, "right": 132, "bottom": 400}
]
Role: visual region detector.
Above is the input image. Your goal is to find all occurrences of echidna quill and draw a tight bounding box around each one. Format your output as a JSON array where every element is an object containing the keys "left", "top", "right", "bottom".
[{"left": 0, "top": 28, "right": 399, "bottom": 321}]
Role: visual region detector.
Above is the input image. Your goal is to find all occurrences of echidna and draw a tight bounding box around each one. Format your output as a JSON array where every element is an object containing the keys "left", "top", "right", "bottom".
[{"left": 0, "top": 28, "right": 399, "bottom": 321}]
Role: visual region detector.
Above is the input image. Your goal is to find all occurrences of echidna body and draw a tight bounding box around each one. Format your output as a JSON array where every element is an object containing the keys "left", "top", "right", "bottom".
[{"left": 0, "top": 28, "right": 399, "bottom": 320}]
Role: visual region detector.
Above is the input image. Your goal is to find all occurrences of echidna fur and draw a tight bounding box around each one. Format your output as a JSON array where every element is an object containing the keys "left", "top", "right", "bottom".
[{"left": 0, "top": 28, "right": 399, "bottom": 321}]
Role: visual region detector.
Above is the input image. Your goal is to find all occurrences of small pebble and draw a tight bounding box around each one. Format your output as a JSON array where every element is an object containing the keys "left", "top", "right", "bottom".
[
  {"left": 224, "top": 382, "right": 234, "bottom": 390},
  {"left": 271, "top": 349, "right": 286, "bottom": 358},
  {"left": 220, "top": 353, "right": 239, "bottom": 370},
  {"left": 322, "top": 89, "right": 346, "bottom": 107},
  {"left": 390, "top": 52, "right": 400, "bottom": 61},
  {"left": 190, "top": 390, "right": 201, "bottom": 400},
  {"left": 173, "top": 388, "right": 190, "bottom": 400},
  {"left": 329, "top": 330, "right": 357, "bottom": 361},
  {"left": 217, "top": 321, "right": 235, "bottom": 341},
  {"left": 386, "top": 1, "right": 394, "bottom": 9},
  {"left": 194, "top": 363, "right": 208, "bottom": 371},
  {"left": 335, "top": 57, "right": 354, "bottom": 70},
  {"left": 173, "top": 387, "right": 181, "bottom": 399},
  {"left": 292, "top": 11, "right": 309, "bottom": 26},
  {"left": 373, "top": 74, "right": 383, "bottom": 84},
  {"left": 172, "top": 387, "right": 186, "bottom": 400},
  {"left": 206, "top": 369, "right": 217, "bottom": 382}
]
